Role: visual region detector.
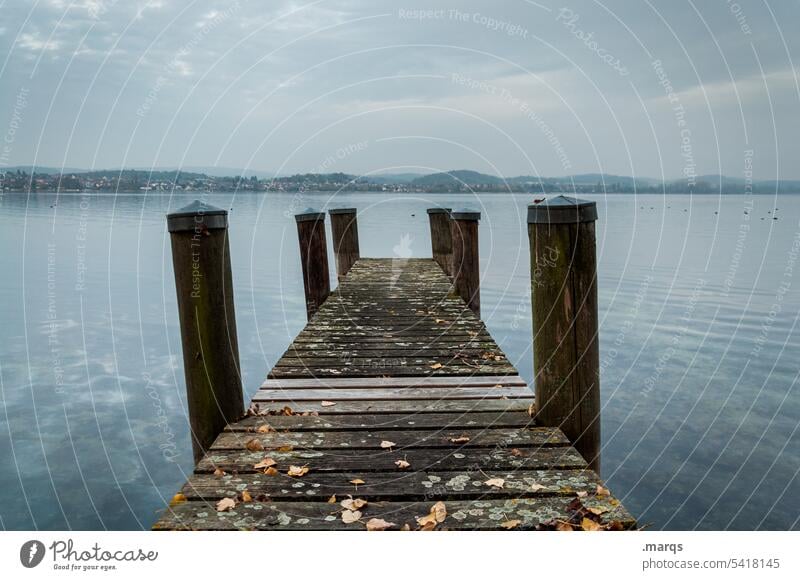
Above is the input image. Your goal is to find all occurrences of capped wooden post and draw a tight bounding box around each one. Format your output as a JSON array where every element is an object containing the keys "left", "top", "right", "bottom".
[
  {"left": 427, "top": 207, "right": 452, "bottom": 276},
  {"left": 527, "top": 195, "right": 600, "bottom": 473},
  {"left": 295, "top": 208, "right": 330, "bottom": 318},
  {"left": 450, "top": 208, "right": 481, "bottom": 316},
  {"left": 167, "top": 200, "right": 244, "bottom": 464},
  {"left": 328, "top": 208, "right": 360, "bottom": 280}
]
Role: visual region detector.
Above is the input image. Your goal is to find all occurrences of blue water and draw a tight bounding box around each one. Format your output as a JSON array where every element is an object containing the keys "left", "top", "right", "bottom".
[{"left": 0, "top": 191, "right": 798, "bottom": 530}]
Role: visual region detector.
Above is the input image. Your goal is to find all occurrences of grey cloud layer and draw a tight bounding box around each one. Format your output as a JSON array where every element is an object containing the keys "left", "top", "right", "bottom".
[{"left": 1, "top": 0, "right": 798, "bottom": 179}]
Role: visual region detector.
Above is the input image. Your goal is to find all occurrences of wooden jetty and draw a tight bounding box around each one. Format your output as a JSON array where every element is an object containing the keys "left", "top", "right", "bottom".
[{"left": 154, "top": 201, "right": 635, "bottom": 531}]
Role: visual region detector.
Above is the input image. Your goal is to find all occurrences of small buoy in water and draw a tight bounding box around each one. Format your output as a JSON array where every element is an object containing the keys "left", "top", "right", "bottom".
[
  {"left": 714, "top": 211, "right": 718, "bottom": 215},
  {"left": 411, "top": 213, "right": 415, "bottom": 217},
  {"left": 773, "top": 217, "right": 778, "bottom": 220},
  {"left": 533, "top": 198, "right": 545, "bottom": 204}
]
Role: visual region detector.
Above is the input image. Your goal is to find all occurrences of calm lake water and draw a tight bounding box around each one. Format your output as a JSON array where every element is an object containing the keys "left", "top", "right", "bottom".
[{"left": 1, "top": 191, "right": 798, "bottom": 531}]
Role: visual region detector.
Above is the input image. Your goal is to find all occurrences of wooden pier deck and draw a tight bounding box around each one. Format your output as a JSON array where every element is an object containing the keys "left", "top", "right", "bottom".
[{"left": 154, "top": 258, "right": 635, "bottom": 531}]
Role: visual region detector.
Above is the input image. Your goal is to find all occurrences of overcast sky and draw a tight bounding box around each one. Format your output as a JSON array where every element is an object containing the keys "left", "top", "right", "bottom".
[{"left": 1, "top": 0, "right": 799, "bottom": 180}]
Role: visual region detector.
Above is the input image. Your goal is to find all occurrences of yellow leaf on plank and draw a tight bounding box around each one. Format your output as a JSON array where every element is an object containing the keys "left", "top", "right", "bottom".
[
  {"left": 530, "top": 483, "right": 547, "bottom": 492},
  {"left": 264, "top": 467, "right": 278, "bottom": 476},
  {"left": 245, "top": 438, "right": 264, "bottom": 452},
  {"left": 484, "top": 478, "right": 505, "bottom": 489},
  {"left": 366, "top": 518, "right": 396, "bottom": 531},
  {"left": 500, "top": 519, "right": 522, "bottom": 530},
  {"left": 287, "top": 465, "right": 309, "bottom": 477},
  {"left": 275, "top": 445, "right": 294, "bottom": 453},
  {"left": 342, "top": 510, "right": 362, "bottom": 524},
  {"left": 256, "top": 424, "right": 273, "bottom": 433},
  {"left": 341, "top": 498, "right": 368, "bottom": 511},
  {"left": 596, "top": 484, "right": 611, "bottom": 497},
  {"left": 380, "top": 440, "right": 396, "bottom": 449},
  {"left": 169, "top": 493, "right": 187, "bottom": 506},
  {"left": 253, "top": 457, "right": 277, "bottom": 470},
  {"left": 449, "top": 435, "right": 470, "bottom": 443},
  {"left": 213, "top": 468, "right": 226, "bottom": 477},
  {"left": 216, "top": 497, "right": 236, "bottom": 512},
  {"left": 327, "top": 495, "right": 337, "bottom": 504},
  {"left": 429, "top": 363, "right": 443, "bottom": 369},
  {"left": 395, "top": 459, "right": 411, "bottom": 469},
  {"left": 588, "top": 506, "right": 610, "bottom": 515},
  {"left": 555, "top": 521, "right": 574, "bottom": 532},
  {"left": 416, "top": 501, "right": 447, "bottom": 529},
  {"left": 581, "top": 517, "right": 603, "bottom": 531},
  {"left": 241, "top": 490, "right": 252, "bottom": 503},
  {"left": 320, "top": 401, "right": 336, "bottom": 407},
  {"left": 576, "top": 491, "right": 588, "bottom": 498}
]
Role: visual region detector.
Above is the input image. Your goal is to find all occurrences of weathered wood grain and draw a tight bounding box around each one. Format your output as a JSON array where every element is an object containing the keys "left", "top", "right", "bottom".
[{"left": 155, "top": 497, "right": 635, "bottom": 531}]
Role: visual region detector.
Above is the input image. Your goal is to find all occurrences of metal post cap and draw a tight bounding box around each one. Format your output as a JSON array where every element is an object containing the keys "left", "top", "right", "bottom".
[
  {"left": 426, "top": 207, "right": 452, "bottom": 215},
  {"left": 450, "top": 208, "right": 481, "bottom": 221},
  {"left": 527, "top": 195, "right": 597, "bottom": 224},
  {"left": 295, "top": 208, "right": 326, "bottom": 222},
  {"left": 328, "top": 207, "right": 357, "bottom": 215},
  {"left": 167, "top": 200, "right": 228, "bottom": 232}
]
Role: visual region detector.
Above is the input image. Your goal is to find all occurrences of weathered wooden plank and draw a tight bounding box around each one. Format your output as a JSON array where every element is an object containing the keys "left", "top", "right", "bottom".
[
  {"left": 227, "top": 411, "right": 535, "bottom": 432},
  {"left": 154, "top": 496, "right": 634, "bottom": 531},
  {"left": 259, "top": 375, "right": 527, "bottom": 389},
  {"left": 196, "top": 446, "right": 586, "bottom": 473},
  {"left": 211, "top": 427, "right": 567, "bottom": 451},
  {"left": 180, "top": 469, "right": 601, "bottom": 501},
  {"left": 268, "top": 367, "right": 517, "bottom": 378},
  {"left": 242, "top": 398, "right": 533, "bottom": 415},
  {"left": 254, "top": 386, "right": 531, "bottom": 401}
]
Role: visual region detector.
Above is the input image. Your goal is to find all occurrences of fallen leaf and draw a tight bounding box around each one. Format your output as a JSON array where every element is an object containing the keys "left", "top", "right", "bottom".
[
  {"left": 449, "top": 435, "right": 470, "bottom": 443},
  {"left": 241, "top": 490, "right": 252, "bottom": 503},
  {"left": 256, "top": 424, "right": 273, "bottom": 433},
  {"left": 435, "top": 318, "right": 446, "bottom": 324},
  {"left": 213, "top": 468, "right": 226, "bottom": 477},
  {"left": 349, "top": 478, "right": 365, "bottom": 486},
  {"left": 596, "top": 484, "right": 611, "bottom": 497},
  {"left": 341, "top": 510, "right": 362, "bottom": 524},
  {"left": 341, "top": 498, "right": 368, "bottom": 511},
  {"left": 275, "top": 445, "right": 294, "bottom": 453},
  {"left": 366, "top": 518, "right": 396, "bottom": 531},
  {"left": 576, "top": 491, "right": 588, "bottom": 498},
  {"left": 264, "top": 467, "right": 278, "bottom": 476},
  {"left": 395, "top": 459, "right": 411, "bottom": 469},
  {"left": 169, "top": 493, "right": 186, "bottom": 506},
  {"left": 400, "top": 524, "right": 411, "bottom": 531},
  {"left": 253, "top": 457, "right": 277, "bottom": 470},
  {"left": 321, "top": 401, "right": 336, "bottom": 407},
  {"left": 555, "top": 521, "right": 574, "bottom": 532},
  {"left": 527, "top": 402, "right": 537, "bottom": 417},
  {"left": 484, "top": 478, "right": 505, "bottom": 489},
  {"left": 380, "top": 440, "right": 396, "bottom": 449},
  {"left": 581, "top": 517, "right": 603, "bottom": 531},
  {"left": 327, "top": 495, "right": 337, "bottom": 504},
  {"left": 429, "top": 363, "right": 443, "bottom": 369},
  {"left": 588, "top": 506, "right": 610, "bottom": 515},
  {"left": 287, "top": 465, "right": 309, "bottom": 477},
  {"left": 510, "top": 448, "right": 523, "bottom": 457},
  {"left": 530, "top": 483, "right": 547, "bottom": 492},
  {"left": 416, "top": 501, "right": 447, "bottom": 529},
  {"left": 216, "top": 497, "right": 236, "bottom": 512},
  {"left": 500, "top": 519, "right": 522, "bottom": 530},
  {"left": 281, "top": 406, "right": 294, "bottom": 416},
  {"left": 245, "top": 438, "right": 264, "bottom": 452}
]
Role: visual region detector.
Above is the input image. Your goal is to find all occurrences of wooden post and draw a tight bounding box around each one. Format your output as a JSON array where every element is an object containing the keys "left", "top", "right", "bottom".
[
  {"left": 450, "top": 209, "right": 481, "bottom": 316},
  {"left": 427, "top": 207, "right": 452, "bottom": 276},
  {"left": 527, "top": 195, "right": 600, "bottom": 473},
  {"left": 295, "top": 208, "right": 330, "bottom": 318},
  {"left": 328, "top": 208, "right": 360, "bottom": 280},
  {"left": 167, "top": 200, "right": 244, "bottom": 464}
]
